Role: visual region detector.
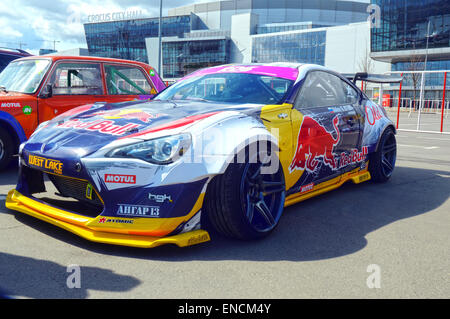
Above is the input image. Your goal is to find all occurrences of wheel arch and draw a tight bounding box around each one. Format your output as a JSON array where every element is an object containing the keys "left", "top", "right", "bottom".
[
  {"left": 196, "top": 120, "right": 281, "bottom": 177},
  {"left": 374, "top": 123, "right": 396, "bottom": 153},
  {"left": 0, "top": 112, "right": 27, "bottom": 153}
]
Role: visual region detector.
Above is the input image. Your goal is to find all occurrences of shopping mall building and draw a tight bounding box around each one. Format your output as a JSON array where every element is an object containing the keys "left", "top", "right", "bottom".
[
  {"left": 84, "top": 0, "right": 388, "bottom": 79},
  {"left": 370, "top": 0, "right": 450, "bottom": 102},
  {"left": 84, "top": 0, "right": 450, "bottom": 101}
]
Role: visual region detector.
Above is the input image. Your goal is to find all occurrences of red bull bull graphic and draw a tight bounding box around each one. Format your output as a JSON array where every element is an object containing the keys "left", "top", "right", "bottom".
[
  {"left": 89, "top": 109, "right": 162, "bottom": 123},
  {"left": 289, "top": 115, "right": 341, "bottom": 173}
]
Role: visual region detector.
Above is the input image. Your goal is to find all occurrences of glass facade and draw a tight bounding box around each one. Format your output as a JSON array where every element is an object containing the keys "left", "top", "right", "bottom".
[
  {"left": 171, "top": 0, "right": 369, "bottom": 31},
  {"left": 162, "top": 39, "right": 230, "bottom": 79},
  {"left": 392, "top": 60, "right": 450, "bottom": 87},
  {"left": 252, "top": 31, "right": 326, "bottom": 65},
  {"left": 84, "top": 15, "right": 192, "bottom": 63},
  {"left": 371, "top": 0, "right": 450, "bottom": 52},
  {"left": 255, "top": 22, "right": 332, "bottom": 35}
]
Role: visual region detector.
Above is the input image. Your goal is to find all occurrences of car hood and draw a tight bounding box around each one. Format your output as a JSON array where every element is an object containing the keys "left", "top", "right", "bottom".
[
  {"left": 0, "top": 91, "right": 33, "bottom": 99},
  {"left": 24, "top": 99, "right": 262, "bottom": 160}
]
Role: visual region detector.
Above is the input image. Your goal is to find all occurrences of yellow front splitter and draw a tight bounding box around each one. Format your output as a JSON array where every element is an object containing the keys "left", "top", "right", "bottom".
[{"left": 5, "top": 189, "right": 210, "bottom": 248}]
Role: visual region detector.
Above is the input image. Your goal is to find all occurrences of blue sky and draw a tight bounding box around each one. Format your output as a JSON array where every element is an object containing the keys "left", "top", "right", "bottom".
[{"left": 0, "top": 0, "right": 203, "bottom": 54}]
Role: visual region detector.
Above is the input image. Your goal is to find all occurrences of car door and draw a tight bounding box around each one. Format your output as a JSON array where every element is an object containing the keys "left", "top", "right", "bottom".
[
  {"left": 103, "top": 64, "right": 158, "bottom": 103},
  {"left": 336, "top": 76, "right": 365, "bottom": 174},
  {"left": 37, "top": 61, "right": 106, "bottom": 123},
  {"left": 288, "top": 70, "right": 360, "bottom": 195}
]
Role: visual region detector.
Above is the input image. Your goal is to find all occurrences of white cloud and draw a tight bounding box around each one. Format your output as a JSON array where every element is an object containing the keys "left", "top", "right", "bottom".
[
  {"left": 0, "top": 24, "right": 23, "bottom": 39},
  {"left": 0, "top": 0, "right": 200, "bottom": 52}
]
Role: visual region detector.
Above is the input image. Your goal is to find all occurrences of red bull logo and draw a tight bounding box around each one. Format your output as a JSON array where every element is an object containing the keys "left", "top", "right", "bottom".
[
  {"left": 289, "top": 115, "right": 341, "bottom": 173},
  {"left": 338, "top": 147, "right": 368, "bottom": 168},
  {"left": 57, "top": 119, "right": 141, "bottom": 136}
]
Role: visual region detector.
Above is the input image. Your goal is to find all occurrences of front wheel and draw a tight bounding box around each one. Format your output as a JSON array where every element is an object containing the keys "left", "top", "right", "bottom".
[
  {"left": 204, "top": 147, "right": 286, "bottom": 240},
  {"left": 0, "top": 127, "right": 14, "bottom": 171},
  {"left": 369, "top": 128, "right": 397, "bottom": 183}
]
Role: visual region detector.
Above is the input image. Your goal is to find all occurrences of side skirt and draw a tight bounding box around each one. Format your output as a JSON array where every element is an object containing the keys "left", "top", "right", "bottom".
[{"left": 284, "top": 167, "right": 371, "bottom": 207}]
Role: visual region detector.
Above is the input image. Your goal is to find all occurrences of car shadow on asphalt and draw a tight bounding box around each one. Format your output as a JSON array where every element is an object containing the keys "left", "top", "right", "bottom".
[
  {"left": 3, "top": 166, "right": 450, "bottom": 263},
  {"left": 0, "top": 252, "right": 141, "bottom": 299},
  {"left": 0, "top": 165, "right": 18, "bottom": 188}
]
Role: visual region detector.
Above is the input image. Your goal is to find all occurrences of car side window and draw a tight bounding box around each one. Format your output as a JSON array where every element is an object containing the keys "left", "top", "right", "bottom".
[
  {"left": 294, "top": 71, "right": 347, "bottom": 109},
  {"left": 104, "top": 64, "right": 155, "bottom": 95},
  {"left": 49, "top": 63, "right": 103, "bottom": 95},
  {"left": 341, "top": 80, "right": 359, "bottom": 104}
]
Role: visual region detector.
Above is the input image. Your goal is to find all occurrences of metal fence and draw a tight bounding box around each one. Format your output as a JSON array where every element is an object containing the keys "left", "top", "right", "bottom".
[{"left": 365, "top": 70, "right": 450, "bottom": 134}]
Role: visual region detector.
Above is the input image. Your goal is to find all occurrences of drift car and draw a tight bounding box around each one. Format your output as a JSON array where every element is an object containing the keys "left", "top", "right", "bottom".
[{"left": 6, "top": 63, "right": 401, "bottom": 248}]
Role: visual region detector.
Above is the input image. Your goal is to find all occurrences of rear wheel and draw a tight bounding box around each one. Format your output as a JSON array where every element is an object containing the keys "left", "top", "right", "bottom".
[
  {"left": 369, "top": 128, "right": 397, "bottom": 183},
  {"left": 204, "top": 146, "right": 286, "bottom": 240},
  {"left": 0, "top": 127, "right": 14, "bottom": 171}
]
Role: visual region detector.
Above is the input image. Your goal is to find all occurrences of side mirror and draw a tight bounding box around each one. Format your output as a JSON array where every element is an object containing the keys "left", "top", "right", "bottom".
[{"left": 40, "top": 84, "right": 53, "bottom": 99}]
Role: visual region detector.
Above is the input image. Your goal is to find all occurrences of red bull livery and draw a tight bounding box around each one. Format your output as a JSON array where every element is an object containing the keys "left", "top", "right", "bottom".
[{"left": 6, "top": 63, "right": 401, "bottom": 248}]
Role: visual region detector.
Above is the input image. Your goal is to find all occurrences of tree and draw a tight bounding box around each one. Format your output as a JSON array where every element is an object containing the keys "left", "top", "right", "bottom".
[
  {"left": 406, "top": 52, "right": 423, "bottom": 110},
  {"left": 358, "top": 46, "right": 374, "bottom": 94}
]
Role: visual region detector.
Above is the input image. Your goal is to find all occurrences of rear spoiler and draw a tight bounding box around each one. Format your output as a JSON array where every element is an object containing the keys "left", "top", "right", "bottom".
[{"left": 342, "top": 72, "right": 403, "bottom": 84}]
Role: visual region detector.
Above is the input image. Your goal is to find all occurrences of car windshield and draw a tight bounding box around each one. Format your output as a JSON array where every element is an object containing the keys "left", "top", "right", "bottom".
[
  {"left": 0, "top": 59, "right": 51, "bottom": 94},
  {"left": 155, "top": 73, "right": 294, "bottom": 105}
]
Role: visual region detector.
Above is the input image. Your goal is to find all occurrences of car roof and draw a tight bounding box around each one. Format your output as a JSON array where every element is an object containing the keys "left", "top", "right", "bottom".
[
  {"left": 182, "top": 62, "right": 304, "bottom": 81},
  {"left": 0, "top": 48, "right": 31, "bottom": 57},
  {"left": 14, "top": 55, "right": 151, "bottom": 68}
]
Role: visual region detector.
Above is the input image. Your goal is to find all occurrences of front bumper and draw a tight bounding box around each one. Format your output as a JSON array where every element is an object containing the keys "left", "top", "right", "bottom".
[{"left": 6, "top": 189, "right": 210, "bottom": 248}]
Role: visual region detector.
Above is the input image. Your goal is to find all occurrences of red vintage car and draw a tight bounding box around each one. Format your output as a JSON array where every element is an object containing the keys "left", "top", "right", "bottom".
[{"left": 0, "top": 55, "right": 166, "bottom": 170}]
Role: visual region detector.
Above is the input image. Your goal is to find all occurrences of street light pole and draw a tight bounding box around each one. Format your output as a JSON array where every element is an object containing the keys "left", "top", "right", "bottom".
[
  {"left": 158, "top": 0, "right": 163, "bottom": 76},
  {"left": 417, "top": 20, "right": 431, "bottom": 130}
]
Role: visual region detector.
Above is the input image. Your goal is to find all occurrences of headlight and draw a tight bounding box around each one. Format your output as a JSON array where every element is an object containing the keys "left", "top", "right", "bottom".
[{"left": 106, "top": 133, "right": 191, "bottom": 164}]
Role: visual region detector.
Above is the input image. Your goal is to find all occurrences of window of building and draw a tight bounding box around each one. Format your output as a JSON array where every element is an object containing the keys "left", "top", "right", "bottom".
[{"left": 252, "top": 31, "right": 326, "bottom": 66}]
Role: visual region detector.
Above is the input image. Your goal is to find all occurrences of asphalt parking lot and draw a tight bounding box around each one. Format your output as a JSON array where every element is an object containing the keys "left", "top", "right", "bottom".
[
  {"left": 386, "top": 109, "right": 450, "bottom": 133},
  {"left": 0, "top": 130, "right": 449, "bottom": 299}
]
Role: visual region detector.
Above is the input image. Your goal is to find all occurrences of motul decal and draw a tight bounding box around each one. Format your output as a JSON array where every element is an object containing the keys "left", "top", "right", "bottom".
[
  {"left": 57, "top": 119, "right": 141, "bottom": 135},
  {"left": 290, "top": 115, "right": 341, "bottom": 173},
  {"left": 104, "top": 174, "right": 136, "bottom": 184},
  {"left": 1, "top": 102, "right": 21, "bottom": 108}
]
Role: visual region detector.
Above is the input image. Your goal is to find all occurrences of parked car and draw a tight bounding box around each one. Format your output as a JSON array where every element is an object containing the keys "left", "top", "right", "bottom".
[
  {"left": 0, "top": 55, "right": 165, "bottom": 170},
  {"left": 6, "top": 63, "right": 401, "bottom": 248},
  {"left": 0, "top": 48, "right": 31, "bottom": 73}
]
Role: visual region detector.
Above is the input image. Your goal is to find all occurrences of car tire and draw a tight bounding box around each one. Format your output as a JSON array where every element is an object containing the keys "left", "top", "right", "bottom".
[
  {"left": 369, "top": 127, "right": 397, "bottom": 183},
  {"left": 203, "top": 145, "right": 286, "bottom": 240},
  {"left": 0, "top": 127, "right": 14, "bottom": 171}
]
